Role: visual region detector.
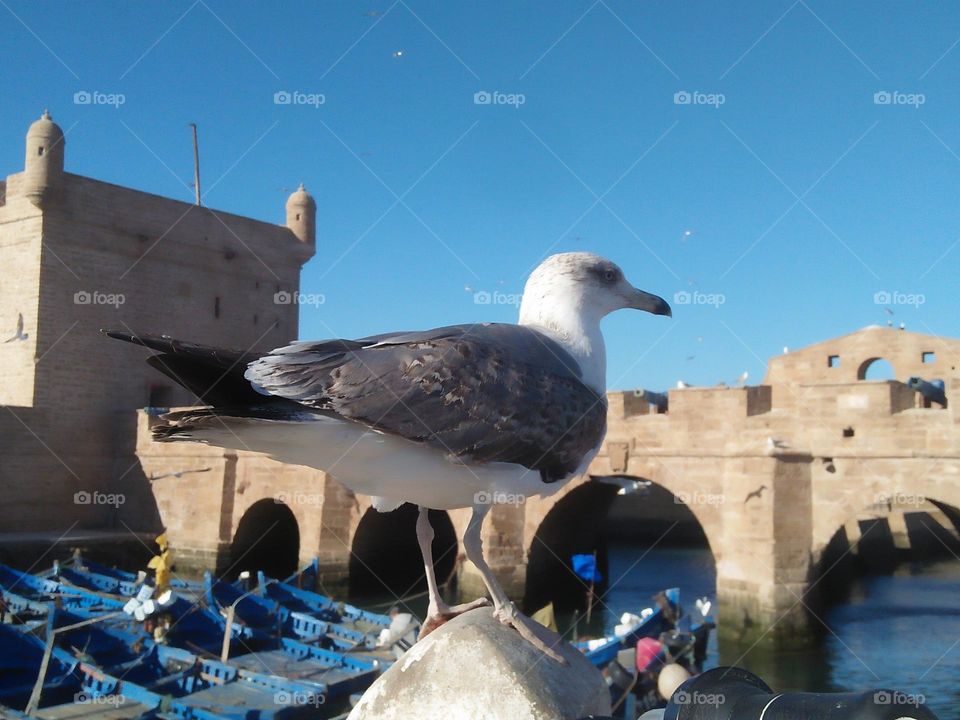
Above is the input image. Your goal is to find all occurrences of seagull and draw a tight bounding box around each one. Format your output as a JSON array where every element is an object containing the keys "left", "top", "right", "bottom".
[
  {"left": 743, "top": 484, "right": 768, "bottom": 504},
  {"left": 735, "top": 370, "right": 748, "bottom": 386},
  {"left": 765, "top": 437, "right": 790, "bottom": 454},
  {"left": 105, "top": 252, "right": 671, "bottom": 662},
  {"left": 148, "top": 467, "right": 212, "bottom": 482},
  {"left": 4, "top": 313, "right": 28, "bottom": 343}
]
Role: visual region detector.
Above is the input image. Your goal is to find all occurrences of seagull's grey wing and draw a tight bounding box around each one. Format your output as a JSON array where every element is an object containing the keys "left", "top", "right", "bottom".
[{"left": 245, "top": 323, "right": 607, "bottom": 481}]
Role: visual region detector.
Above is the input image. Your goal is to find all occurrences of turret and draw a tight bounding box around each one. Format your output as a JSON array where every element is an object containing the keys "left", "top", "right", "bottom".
[
  {"left": 23, "top": 110, "right": 65, "bottom": 208},
  {"left": 285, "top": 183, "right": 316, "bottom": 247}
]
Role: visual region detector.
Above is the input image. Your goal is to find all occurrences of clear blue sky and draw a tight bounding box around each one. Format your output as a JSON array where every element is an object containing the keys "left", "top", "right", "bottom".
[{"left": 3, "top": 1, "right": 959, "bottom": 391}]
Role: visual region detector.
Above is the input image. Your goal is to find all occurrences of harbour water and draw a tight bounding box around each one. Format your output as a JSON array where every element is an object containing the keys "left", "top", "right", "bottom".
[
  {"left": 346, "top": 539, "right": 959, "bottom": 717},
  {"left": 602, "top": 542, "right": 960, "bottom": 719}
]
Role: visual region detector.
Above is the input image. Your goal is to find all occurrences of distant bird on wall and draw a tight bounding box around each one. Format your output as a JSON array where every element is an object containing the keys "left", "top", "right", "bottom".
[
  {"left": 148, "top": 467, "right": 212, "bottom": 482},
  {"left": 765, "top": 437, "right": 790, "bottom": 454},
  {"left": 107, "top": 252, "right": 671, "bottom": 662},
  {"left": 743, "top": 484, "right": 768, "bottom": 504},
  {"left": 3, "top": 313, "right": 28, "bottom": 343}
]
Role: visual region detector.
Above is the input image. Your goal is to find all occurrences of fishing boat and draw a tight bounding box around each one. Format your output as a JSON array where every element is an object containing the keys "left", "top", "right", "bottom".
[
  {"left": 1, "top": 586, "right": 50, "bottom": 624},
  {"left": 0, "top": 564, "right": 124, "bottom": 612},
  {"left": 0, "top": 620, "right": 175, "bottom": 719},
  {"left": 60, "top": 553, "right": 202, "bottom": 593},
  {"left": 28, "top": 609, "right": 371, "bottom": 717},
  {"left": 251, "top": 570, "right": 391, "bottom": 633},
  {"left": 574, "top": 588, "right": 681, "bottom": 667},
  {"left": 203, "top": 573, "right": 381, "bottom": 653}
]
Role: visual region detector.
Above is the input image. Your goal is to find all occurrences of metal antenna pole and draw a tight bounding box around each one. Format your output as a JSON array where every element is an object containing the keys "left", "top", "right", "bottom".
[{"left": 189, "top": 123, "right": 201, "bottom": 206}]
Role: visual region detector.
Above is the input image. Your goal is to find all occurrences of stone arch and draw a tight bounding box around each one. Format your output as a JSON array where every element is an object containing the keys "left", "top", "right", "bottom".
[
  {"left": 229, "top": 498, "right": 300, "bottom": 580},
  {"left": 347, "top": 504, "right": 458, "bottom": 602},
  {"left": 812, "top": 494, "right": 960, "bottom": 604},
  {"left": 522, "top": 475, "right": 716, "bottom": 614},
  {"left": 857, "top": 356, "right": 895, "bottom": 380}
]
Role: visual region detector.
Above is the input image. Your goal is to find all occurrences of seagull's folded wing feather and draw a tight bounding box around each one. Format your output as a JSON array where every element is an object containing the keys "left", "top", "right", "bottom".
[{"left": 245, "top": 323, "right": 607, "bottom": 481}]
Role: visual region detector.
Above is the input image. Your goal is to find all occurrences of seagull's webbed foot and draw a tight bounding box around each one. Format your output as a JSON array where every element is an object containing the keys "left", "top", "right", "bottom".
[
  {"left": 420, "top": 597, "right": 492, "bottom": 638},
  {"left": 494, "top": 601, "right": 567, "bottom": 665}
]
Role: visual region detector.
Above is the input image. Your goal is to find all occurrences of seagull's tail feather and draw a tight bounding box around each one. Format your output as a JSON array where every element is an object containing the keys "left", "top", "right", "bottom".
[
  {"left": 103, "top": 329, "right": 269, "bottom": 406},
  {"left": 151, "top": 408, "right": 216, "bottom": 441},
  {"left": 150, "top": 405, "right": 328, "bottom": 443}
]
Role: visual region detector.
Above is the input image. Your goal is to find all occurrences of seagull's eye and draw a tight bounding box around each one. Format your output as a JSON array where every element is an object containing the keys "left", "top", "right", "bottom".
[{"left": 602, "top": 269, "right": 617, "bottom": 283}]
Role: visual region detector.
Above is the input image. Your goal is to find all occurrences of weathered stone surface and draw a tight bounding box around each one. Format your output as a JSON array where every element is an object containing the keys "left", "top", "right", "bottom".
[{"left": 348, "top": 608, "right": 611, "bottom": 720}]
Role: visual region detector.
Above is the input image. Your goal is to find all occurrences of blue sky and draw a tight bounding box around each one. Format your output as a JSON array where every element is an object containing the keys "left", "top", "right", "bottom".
[{"left": 2, "top": 1, "right": 959, "bottom": 391}]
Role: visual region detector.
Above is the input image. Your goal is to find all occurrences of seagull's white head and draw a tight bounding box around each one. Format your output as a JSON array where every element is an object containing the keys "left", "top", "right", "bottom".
[
  {"left": 518, "top": 252, "right": 671, "bottom": 392},
  {"left": 519, "top": 252, "right": 671, "bottom": 327}
]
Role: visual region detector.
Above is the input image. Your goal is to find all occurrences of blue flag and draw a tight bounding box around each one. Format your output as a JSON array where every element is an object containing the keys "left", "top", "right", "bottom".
[{"left": 571, "top": 554, "right": 602, "bottom": 583}]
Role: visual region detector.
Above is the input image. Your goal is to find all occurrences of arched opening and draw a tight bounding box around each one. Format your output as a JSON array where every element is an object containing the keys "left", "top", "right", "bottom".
[
  {"left": 803, "top": 499, "right": 960, "bottom": 710},
  {"left": 348, "top": 505, "right": 457, "bottom": 607},
  {"left": 813, "top": 498, "right": 960, "bottom": 607},
  {"left": 524, "top": 478, "right": 715, "bottom": 639},
  {"left": 229, "top": 499, "right": 300, "bottom": 580},
  {"left": 857, "top": 357, "right": 895, "bottom": 380}
]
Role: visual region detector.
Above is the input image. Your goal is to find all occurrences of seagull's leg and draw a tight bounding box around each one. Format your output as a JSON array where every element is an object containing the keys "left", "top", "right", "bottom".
[
  {"left": 416, "top": 506, "right": 489, "bottom": 637},
  {"left": 461, "top": 504, "right": 566, "bottom": 664}
]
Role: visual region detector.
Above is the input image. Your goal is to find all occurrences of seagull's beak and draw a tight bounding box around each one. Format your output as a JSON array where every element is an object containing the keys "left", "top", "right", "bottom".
[{"left": 627, "top": 287, "right": 672, "bottom": 317}]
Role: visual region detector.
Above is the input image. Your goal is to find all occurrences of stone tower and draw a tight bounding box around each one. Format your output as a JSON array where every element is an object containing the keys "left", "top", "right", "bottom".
[
  {"left": 285, "top": 183, "right": 316, "bottom": 248},
  {"left": 23, "top": 110, "right": 64, "bottom": 207},
  {"left": 0, "top": 110, "right": 316, "bottom": 535}
]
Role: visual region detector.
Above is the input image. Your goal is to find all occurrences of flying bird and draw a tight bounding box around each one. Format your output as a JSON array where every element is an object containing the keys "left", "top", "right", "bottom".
[
  {"left": 4, "top": 313, "right": 28, "bottom": 343},
  {"left": 148, "top": 467, "right": 212, "bottom": 482},
  {"left": 106, "top": 252, "right": 671, "bottom": 662},
  {"left": 765, "top": 437, "right": 790, "bottom": 454},
  {"left": 743, "top": 484, "right": 768, "bottom": 504}
]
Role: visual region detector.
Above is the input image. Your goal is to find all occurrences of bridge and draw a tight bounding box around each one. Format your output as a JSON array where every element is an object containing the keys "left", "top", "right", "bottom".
[{"left": 137, "top": 326, "right": 960, "bottom": 647}]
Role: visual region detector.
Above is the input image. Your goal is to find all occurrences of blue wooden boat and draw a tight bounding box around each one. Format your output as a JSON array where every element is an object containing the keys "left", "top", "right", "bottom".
[
  {"left": 69, "top": 593, "right": 262, "bottom": 658},
  {"left": 0, "top": 622, "right": 170, "bottom": 718},
  {"left": 0, "top": 622, "right": 83, "bottom": 712},
  {"left": 574, "top": 587, "right": 681, "bottom": 667},
  {"left": 0, "top": 564, "right": 124, "bottom": 612},
  {"left": 50, "top": 564, "right": 141, "bottom": 598},
  {"left": 1, "top": 585, "right": 50, "bottom": 624},
  {"left": 254, "top": 570, "right": 391, "bottom": 632},
  {"left": 204, "top": 573, "right": 379, "bottom": 653},
  {"left": 63, "top": 553, "right": 201, "bottom": 592},
  {"left": 44, "top": 608, "right": 374, "bottom": 714}
]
